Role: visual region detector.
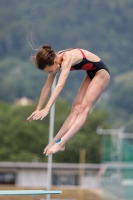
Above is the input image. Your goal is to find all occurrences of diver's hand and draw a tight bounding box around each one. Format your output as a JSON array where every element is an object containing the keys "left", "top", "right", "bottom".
[
  {"left": 27, "top": 110, "right": 41, "bottom": 122},
  {"left": 32, "top": 108, "right": 49, "bottom": 120}
]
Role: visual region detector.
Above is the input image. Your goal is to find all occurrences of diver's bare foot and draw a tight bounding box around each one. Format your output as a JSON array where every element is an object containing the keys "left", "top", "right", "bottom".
[
  {"left": 45, "top": 143, "right": 65, "bottom": 156},
  {"left": 43, "top": 140, "right": 55, "bottom": 154}
]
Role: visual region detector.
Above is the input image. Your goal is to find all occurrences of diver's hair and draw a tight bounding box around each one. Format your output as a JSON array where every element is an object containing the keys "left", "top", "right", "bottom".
[{"left": 30, "top": 44, "right": 56, "bottom": 70}]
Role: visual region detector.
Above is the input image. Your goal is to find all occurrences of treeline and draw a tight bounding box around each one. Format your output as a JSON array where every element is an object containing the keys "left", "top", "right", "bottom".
[
  {"left": 0, "top": 0, "right": 132, "bottom": 75},
  {"left": 0, "top": 100, "right": 110, "bottom": 163}
]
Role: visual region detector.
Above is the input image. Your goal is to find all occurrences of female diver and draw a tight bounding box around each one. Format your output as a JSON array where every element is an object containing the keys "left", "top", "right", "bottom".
[{"left": 27, "top": 44, "right": 110, "bottom": 156}]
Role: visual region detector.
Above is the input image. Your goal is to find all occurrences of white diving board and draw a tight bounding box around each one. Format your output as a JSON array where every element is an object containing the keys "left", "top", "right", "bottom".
[{"left": 0, "top": 190, "right": 62, "bottom": 196}]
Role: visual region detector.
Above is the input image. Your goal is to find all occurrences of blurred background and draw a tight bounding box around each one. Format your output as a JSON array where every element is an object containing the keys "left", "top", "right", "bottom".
[{"left": 0, "top": 0, "right": 133, "bottom": 200}]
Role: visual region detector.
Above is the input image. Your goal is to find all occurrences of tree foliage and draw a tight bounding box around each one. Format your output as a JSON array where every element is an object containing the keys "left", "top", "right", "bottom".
[
  {"left": 0, "top": 100, "right": 110, "bottom": 163},
  {"left": 108, "top": 71, "right": 133, "bottom": 131}
]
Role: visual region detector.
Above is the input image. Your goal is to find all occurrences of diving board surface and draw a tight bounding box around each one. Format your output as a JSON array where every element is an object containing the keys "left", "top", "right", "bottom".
[{"left": 0, "top": 190, "right": 62, "bottom": 196}]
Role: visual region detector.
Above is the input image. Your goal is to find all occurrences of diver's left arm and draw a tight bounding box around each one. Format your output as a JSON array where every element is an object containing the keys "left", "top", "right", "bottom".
[{"left": 33, "top": 53, "right": 72, "bottom": 120}]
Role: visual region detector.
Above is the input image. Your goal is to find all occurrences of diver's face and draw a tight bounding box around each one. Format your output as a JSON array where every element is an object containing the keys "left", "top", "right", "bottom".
[{"left": 43, "top": 59, "right": 61, "bottom": 74}]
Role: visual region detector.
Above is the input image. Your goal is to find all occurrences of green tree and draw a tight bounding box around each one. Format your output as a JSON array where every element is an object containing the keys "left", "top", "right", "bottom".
[
  {"left": 0, "top": 100, "right": 111, "bottom": 163},
  {"left": 109, "top": 71, "right": 133, "bottom": 131},
  {"left": 0, "top": 102, "right": 49, "bottom": 162}
]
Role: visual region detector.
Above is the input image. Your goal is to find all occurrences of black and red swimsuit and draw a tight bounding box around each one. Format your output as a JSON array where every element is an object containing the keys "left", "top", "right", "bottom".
[{"left": 60, "top": 48, "right": 110, "bottom": 80}]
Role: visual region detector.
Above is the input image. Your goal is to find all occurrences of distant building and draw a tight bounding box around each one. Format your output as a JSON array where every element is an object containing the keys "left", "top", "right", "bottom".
[
  {"left": 0, "top": 162, "right": 101, "bottom": 188},
  {"left": 14, "top": 97, "right": 33, "bottom": 106}
]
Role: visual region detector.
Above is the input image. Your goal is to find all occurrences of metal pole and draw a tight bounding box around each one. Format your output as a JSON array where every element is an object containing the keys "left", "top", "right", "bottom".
[{"left": 46, "top": 76, "right": 56, "bottom": 200}]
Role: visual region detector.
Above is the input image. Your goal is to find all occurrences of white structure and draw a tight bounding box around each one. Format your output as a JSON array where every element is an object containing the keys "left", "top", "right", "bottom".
[{"left": 0, "top": 162, "right": 101, "bottom": 188}]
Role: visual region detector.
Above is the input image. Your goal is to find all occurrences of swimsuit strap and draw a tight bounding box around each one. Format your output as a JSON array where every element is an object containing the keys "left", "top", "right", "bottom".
[
  {"left": 59, "top": 48, "right": 73, "bottom": 59},
  {"left": 77, "top": 48, "right": 86, "bottom": 58},
  {"left": 60, "top": 48, "right": 86, "bottom": 59}
]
